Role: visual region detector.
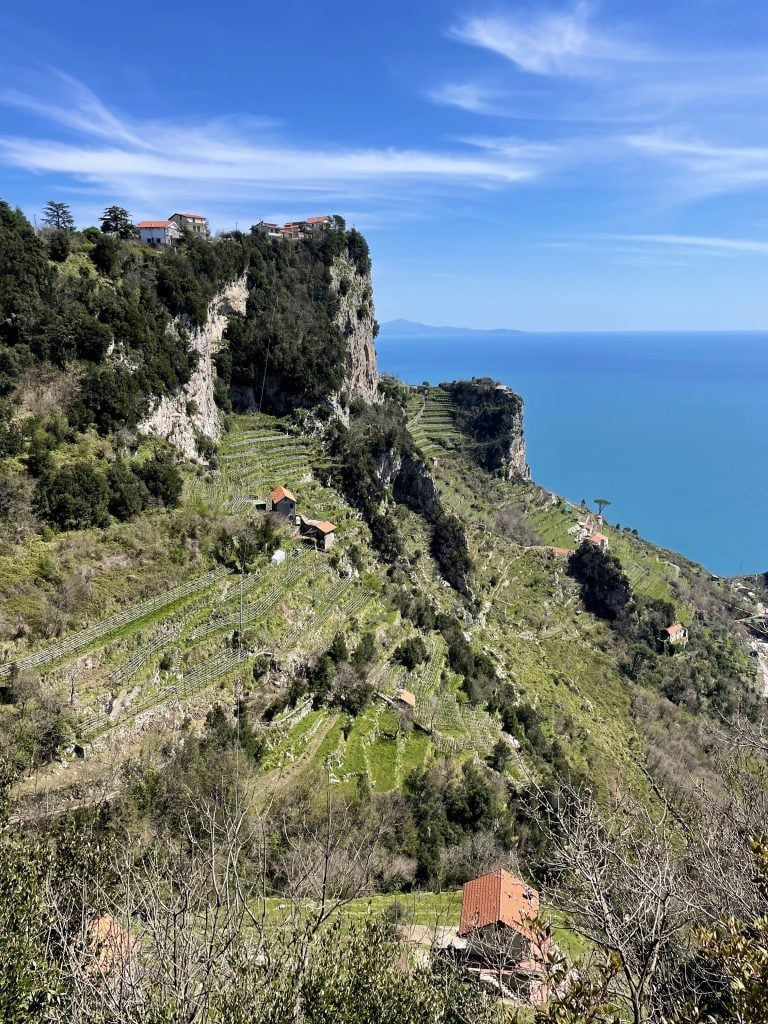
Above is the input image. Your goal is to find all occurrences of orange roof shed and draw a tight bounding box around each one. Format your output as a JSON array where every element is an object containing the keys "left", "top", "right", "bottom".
[{"left": 459, "top": 869, "right": 540, "bottom": 937}]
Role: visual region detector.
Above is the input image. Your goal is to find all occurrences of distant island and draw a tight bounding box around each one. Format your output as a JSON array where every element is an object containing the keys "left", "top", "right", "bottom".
[{"left": 379, "top": 318, "right": 524, "bottom": 337}]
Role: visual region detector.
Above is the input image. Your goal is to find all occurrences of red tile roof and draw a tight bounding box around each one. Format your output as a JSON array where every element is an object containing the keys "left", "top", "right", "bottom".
[
  {"left": 306, "top": 216, "right": 330, "bottom": 223},
  {"left": 313, "top": 520, "right": 336, "bottom": 534},
  {"left": 171, "top": 212, "right": 206, "bottom": 220},
  {"left": 459, "top": 869, "right": 539, "bottom": 938},
  {"left": 550, "top": 547, "right": 571, "bottom": 555},
  {"left": 270, "top": 486, "right": 297, "bottom": 504},
  {"left": 138, "top": 220, "right": 172, "bottom": 228},
  {"left": 664, "top": 623, "right": 686, "bottom": 636},
  {"left": 396, "top": 688, "right": 416, "bottom": 709},
  {"left": 587, "top": 533, "right": 608, "bottom": 544}
]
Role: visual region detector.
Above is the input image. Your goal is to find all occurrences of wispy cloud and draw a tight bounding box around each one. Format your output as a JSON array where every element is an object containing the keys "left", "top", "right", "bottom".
[
  {"left": 450, "top": 2, "right": 645, "bottom": 77},
  {"left": 613, "top": 233, "right": 768, "bottom": 257},
  {"left": 426, "top": 80, "right": 504, "bottom": 115},
  {"left": 0, "top": 75, "right": 554, "bottom": 224},
  {"left": 623, "top": 131, "right": 768, "bottom": 197},
  {"left": 546, "top": 234, "right": 768, "bottom": 260}
]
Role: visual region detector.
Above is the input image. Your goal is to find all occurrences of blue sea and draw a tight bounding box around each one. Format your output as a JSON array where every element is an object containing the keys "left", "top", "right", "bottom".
[{"left": 377, "top": 329, "right": 768, "bottom": 577}]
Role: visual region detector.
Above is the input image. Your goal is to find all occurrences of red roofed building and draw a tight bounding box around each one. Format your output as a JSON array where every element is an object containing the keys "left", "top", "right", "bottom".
[
  {"left": 459, "top": 869, "right": 551, "bottom": 1005},
  {"left": 459, "top": 868, "right": 539, "bottom": 937},
  {"left": 305, "top": 215, "right": 332, "bottom": 233},
  {"left": 299, "top": 515, "right": 337, "bottom": 551},
  {"left": 661, "top": 622, "right": 688, "bottom": 647},
  {"left": 587, "top": 532, "right": 609, "bottom": 551},
  {"left": 395, "top": 688, "right": 416, "bottom": 710},
  {"left": 169, "top": 212, "right": 210, "bottom": 239},
  {"left": 137, "top": 220, "right": 181, "bottom": 246},
  {"left": 270, "top": 486, "right": 297, "bottom": 518}
]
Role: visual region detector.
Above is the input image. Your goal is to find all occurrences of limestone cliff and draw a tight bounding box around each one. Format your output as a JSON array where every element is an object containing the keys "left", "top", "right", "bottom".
[
  {"left": 502, "top": 391, "right": 530, "bottom": 480},
  {"left": 139, "top": 276, "right": 248, "bottom": 460},
  {"left": 445, "top": 378, "right": 530, "bottom": 481},
  {"left": 330, "top": 254, "right": 378, "bottom": 404}
]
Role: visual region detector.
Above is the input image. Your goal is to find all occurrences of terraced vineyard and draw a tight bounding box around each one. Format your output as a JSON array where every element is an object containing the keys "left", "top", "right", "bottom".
[
  {"left": 407, "top": 387, "right": 462, "bottom": 458},
  {"left": 186, "top": 417, "right": 322, "bottom": 512},
  {"left": 0, "top": 566, "right": 232, "bottom": 679}
]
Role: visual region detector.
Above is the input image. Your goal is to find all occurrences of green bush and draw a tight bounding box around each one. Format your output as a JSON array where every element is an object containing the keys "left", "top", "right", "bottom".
[
  {"left": 567, "top": 541, "right": 632, "bottom": 620},
  {"left": 137, "top": 450, "right": 183, "bottom": 507},
  {"left": 34, "top": 461, "right": 111, "bottom": 530},
  {"left": 107, "top": 460, "right": 150, "bottom": 520},
  {"left": 392, "top": 636, "right": 428, "bottom": 671}
]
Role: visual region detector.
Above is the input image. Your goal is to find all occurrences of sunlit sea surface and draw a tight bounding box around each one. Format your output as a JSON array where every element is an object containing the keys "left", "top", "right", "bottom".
[{"left": 377, "top": 329, "right": 768, "bottom": 576}]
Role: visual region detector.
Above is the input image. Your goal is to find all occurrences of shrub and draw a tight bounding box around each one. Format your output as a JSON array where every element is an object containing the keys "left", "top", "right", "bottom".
[
  {"left": 137, "top": 449, "right": 183, "bottom": 507},
  {"left": 35, "top": 461, "right": 111, "bottom": 530},
  {"left": 567, "top": 541, "right": 632, "bottom": 620},
  {"left": 48, "top": 229, "right": 71, "bottom": 263},
  {"left": 392, "top": 637, "right": 428, "bottom": 671},
  {"left": 107, "top": 460, "right": 150, "bottom": 520}
]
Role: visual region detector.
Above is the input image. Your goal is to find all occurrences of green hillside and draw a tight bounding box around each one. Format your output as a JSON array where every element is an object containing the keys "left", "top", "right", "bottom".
[{"left": 1, "top": 202, "right": 766, "bottom": 1024}]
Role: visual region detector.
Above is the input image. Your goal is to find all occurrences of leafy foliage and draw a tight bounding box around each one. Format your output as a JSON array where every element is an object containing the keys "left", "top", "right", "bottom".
[
  {"left": 568, "top": 541, "right": 632, "bottom": 620},
  {"left": 42, "top": 201, "right": 75, "bottom": 231},
  {"left": 445, "top": 377, "right": 524, "bottom": 474},
  {"left": 225, "top": 229, "right": 355, "bottom": 412}
]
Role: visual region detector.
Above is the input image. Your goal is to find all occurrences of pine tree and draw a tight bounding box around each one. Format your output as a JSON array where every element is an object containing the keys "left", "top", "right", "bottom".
[
  {"left": 41, "top": 200, "right": 75, "bottom": 231},
  {"left": 100, "top": 205, "right": 134, "bottom": 238}
]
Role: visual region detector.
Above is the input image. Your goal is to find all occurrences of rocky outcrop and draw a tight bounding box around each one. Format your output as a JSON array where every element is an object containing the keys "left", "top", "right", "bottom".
[
  {"left": 330, "top": 254, "right": 378, "bottom": 404},
  {"left": 446, "top": 379, "right": 530, "bottom": 481},
  {"left": 504, "top": 396, "right": 530, "bottom": 480},
  {"left": 139, "top": 277, "right": 248, "bottom": 460}
]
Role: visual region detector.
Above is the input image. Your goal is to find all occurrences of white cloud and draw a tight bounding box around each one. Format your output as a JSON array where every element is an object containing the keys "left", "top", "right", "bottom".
[
  {"left": 450, "top": 2, "right": 644, "bottom": 76},
  {"left": 0, "top": 75, "right": 554, "bottom": 223},
  {"left": 426, "top": 81, "right": 502, "bottom": 114},
  {"left": 614, "top": 233, "right": 768, "bottom": 257},
  {"left": 623, "top": 131, "right": 768, "bottom": 196}
]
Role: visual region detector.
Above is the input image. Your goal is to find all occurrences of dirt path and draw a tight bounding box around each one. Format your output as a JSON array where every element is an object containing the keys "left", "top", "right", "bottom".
[{"left": 259, "top": 713, "right": 340, "bottom": 796}]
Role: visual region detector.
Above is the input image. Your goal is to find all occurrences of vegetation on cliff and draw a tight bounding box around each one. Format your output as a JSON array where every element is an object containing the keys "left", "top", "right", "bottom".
[{"left": 0, "top": 198, "right": 765, "bottom": 1023}]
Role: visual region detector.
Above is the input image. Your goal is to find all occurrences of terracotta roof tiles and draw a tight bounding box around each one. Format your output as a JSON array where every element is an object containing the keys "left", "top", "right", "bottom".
[{"left": 459, "top": 869, "right": 539, "bottom": 938}]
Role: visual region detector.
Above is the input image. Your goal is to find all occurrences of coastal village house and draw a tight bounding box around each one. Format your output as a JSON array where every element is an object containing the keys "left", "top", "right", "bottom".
[
  {"left": 169, "top": 212, "right": 210, "bottom": 238},
  {"left": 299, "top": 515, "right": 337, "bottom": 551},
  {"left": 137, "top": 220, "right": 182, "bottom": 246},
  {"left": 255, "top": 215, "right": 333, "bottom": 241},
  {"left": 270, "top": 485, "right": 297, "bottom": 518},
  {"left": 586, "top": 532, "right": 610, "bottom": 551}
]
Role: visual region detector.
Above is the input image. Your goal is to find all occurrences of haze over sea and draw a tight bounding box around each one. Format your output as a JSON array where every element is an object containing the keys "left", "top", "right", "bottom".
[{"left": 378, "top": 326, "right": 768, "bottom": 577}]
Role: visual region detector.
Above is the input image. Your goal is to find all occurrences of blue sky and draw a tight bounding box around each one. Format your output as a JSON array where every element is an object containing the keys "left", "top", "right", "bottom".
[{"left": 2, "top": 0, "right": 768, "bottom": 329}]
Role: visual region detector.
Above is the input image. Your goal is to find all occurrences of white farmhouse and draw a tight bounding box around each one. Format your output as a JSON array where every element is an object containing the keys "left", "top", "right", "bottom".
[{"left": 137, "top": 220, "right": 182, "bottom": 246}]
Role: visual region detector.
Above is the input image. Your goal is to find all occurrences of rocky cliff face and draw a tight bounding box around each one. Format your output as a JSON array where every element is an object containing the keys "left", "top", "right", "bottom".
[
  {"left": 374, "top": 450, "right": 442, "bottom": 519},
  {"left": 446, "top": 379, "right": 530, "bottom": 481},
  {"left": 505, "top": 398, "right": 530, "bottom": 480},
  {"left": 139, "top": 276, "right": 248, "bottom": 460},
  {"left": 330, "top": 254, "right": 378, "bottom": 404}
]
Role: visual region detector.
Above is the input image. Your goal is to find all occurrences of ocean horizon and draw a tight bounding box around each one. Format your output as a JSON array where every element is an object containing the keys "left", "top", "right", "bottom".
[{"left": 377, "top": 327, "right": 768, "bottom": 577}]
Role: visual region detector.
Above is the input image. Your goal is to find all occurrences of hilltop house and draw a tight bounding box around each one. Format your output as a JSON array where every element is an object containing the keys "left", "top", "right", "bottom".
[
  {"left": 255, "top": 221, "right": 282, "bottom": 237},
  {"left": 255, "top": 216, "right": 334, "bottom": 240},
  {"left": 458, "top": 869, "right": 551, "bottom": 1005},
  {"left": 661, "top": 622, "right": 689, "bottom": 647},
  {"left": 299, "top": 516, "right": 337, "bottom": 551},
  {"left": 586, "top": 532, "right": 609, "bottom": 551},
  {"left": 305, "top": 215, "right": 332, "bottom": 233},
  {"left": 137, "top": 220, "right": 181, "bottom": 246},
  {"left": 270, "top": 486, "right": 297, "bottom": 518},
  {"left": 281, "top": 221, "right": 305, "bottom": 240},
  {"left": 169, "top": 212, "right": 210, "bottom": 239}
]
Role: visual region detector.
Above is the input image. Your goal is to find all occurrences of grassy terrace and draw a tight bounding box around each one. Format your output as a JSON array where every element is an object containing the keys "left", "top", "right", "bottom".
[
  {"left": 8, "top": 398, "right": 727, "bottom": 819},
  {"left": 407, "top": 386, "right": 462, "bottom": 458}
]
